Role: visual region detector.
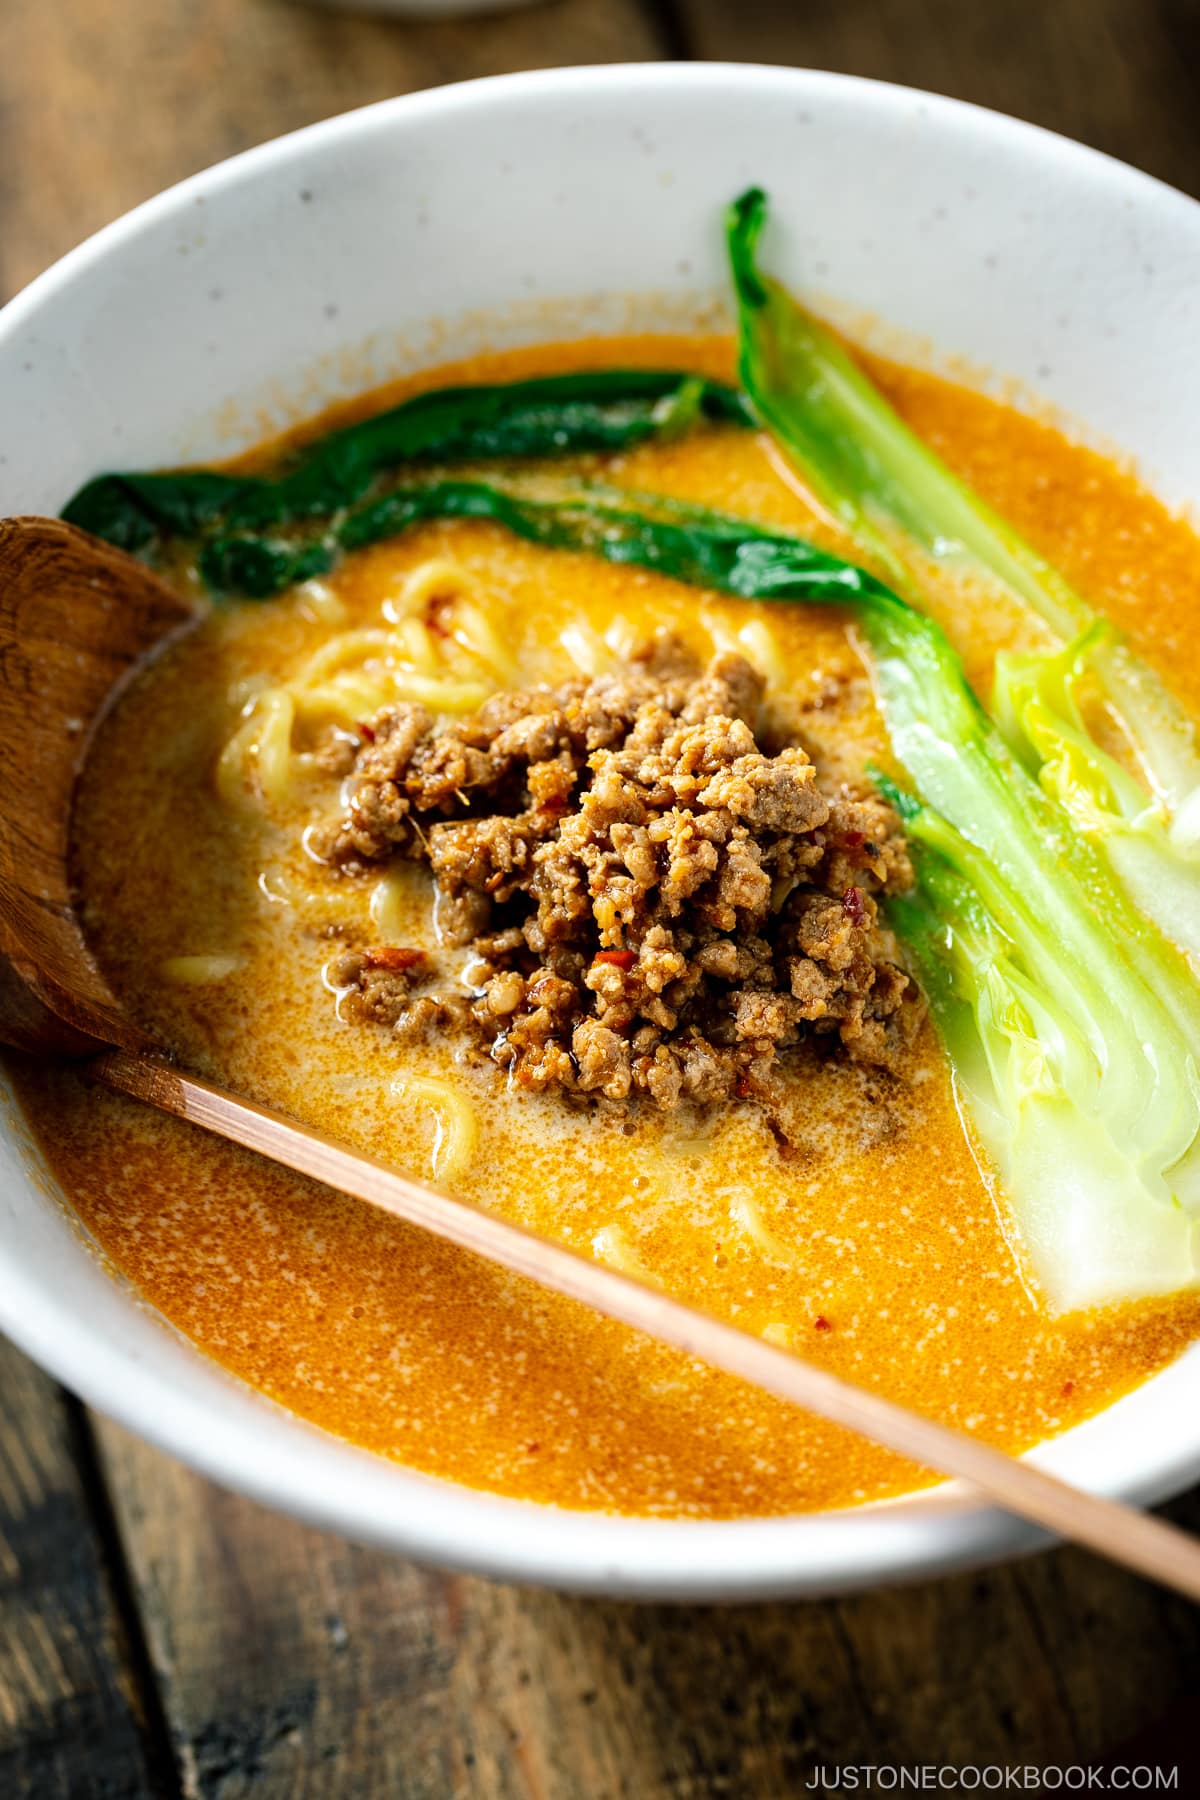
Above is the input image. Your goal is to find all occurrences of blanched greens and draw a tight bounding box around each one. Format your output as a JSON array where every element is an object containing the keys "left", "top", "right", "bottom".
[
  {"left": 727, "top": 184, "right": 1200, "bottom": 971},
  {"left": 729, "top": 184, "right": 1200, "bottom": 1309},
  {"left": 200, "top": 475, "right": 906, "bottom": 600},
  {"left": 62, "top": 369, "right": 752, "bottom": 557}
]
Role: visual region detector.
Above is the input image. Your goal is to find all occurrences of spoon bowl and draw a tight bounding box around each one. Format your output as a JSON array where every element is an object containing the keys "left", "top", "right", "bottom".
[{"left": 0, "top": 517, "right": 193, "bottom": 1055}]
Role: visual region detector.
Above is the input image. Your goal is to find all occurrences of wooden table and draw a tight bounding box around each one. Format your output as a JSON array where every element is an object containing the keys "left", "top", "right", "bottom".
[{"left": 3, "top": 3, "right": 1200, "bottom": 1793}]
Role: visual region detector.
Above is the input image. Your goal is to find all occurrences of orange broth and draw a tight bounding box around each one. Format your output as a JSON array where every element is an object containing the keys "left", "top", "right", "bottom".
[{"left": 10, "top": 332, "right": 1200, "bottom": 1517}]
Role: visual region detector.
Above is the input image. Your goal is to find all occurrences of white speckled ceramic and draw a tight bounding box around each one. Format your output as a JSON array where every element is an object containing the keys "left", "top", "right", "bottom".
[{"left": 1, "top": 66, "right": 1198, "bottom": 1599}]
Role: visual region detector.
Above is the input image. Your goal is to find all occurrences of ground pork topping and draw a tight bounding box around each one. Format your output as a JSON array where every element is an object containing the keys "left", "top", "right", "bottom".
[{"left": 316, "top": 635, "right": 922, "bottom": 1110}]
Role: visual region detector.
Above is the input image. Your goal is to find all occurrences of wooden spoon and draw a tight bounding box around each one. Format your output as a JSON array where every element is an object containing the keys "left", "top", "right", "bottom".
[{"left": 3, "top": 513, "right": 1199, "bottom": 1603}]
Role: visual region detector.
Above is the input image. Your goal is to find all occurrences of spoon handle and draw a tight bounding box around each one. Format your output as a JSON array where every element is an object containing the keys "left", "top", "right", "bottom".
[{"left": 91, "top": 1045, "right": 1200, "bottom": 1604}]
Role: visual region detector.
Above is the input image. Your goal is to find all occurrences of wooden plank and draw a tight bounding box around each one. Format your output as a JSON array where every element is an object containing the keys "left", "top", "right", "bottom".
[
  {"left": 0, "top": 0, "right": 663, "bottom": 301},
  {"left": 93, "top": 1411, "right": 1200, "bottom": 1796},
  {"left": 674, "top": 0, "right": 1200, "bottom": 197},
  {"left": 0, "top": 1336, "right": 172, "bottom": 1800}
]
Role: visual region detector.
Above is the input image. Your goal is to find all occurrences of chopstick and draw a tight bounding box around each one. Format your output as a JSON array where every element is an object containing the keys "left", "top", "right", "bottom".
[{"left": 94, "top": 1045, "right": 1200, "bottom": 1603}]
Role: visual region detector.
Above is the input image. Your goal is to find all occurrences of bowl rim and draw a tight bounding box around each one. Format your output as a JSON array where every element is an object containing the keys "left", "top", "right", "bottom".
[{"left": 3, "top": 60, "right": 1199, "bottom": 1600}]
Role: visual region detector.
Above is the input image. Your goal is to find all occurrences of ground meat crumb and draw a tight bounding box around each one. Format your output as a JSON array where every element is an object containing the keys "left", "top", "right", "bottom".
[{"left": 315, "top": 634, "right": 922, "bottom": 1111}]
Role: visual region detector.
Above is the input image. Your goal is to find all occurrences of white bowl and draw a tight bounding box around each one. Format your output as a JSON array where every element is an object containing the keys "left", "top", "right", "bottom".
[{"left": 2, "top": 65, "right": 1199, "bottom": 1600}]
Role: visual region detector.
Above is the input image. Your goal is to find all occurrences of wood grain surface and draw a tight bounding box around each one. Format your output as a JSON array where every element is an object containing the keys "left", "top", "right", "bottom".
[
  {"left": 0, "top": 0, "right": 662, "bottom": 300},
  {"left": 87, "top": 1417, "right": 1200, "bottom": 1797},
  {"left": 0, "top": 1338, "right": 169, "bottom": 1799},
  {"left": 682, "top": 0, "right": 1200, "bottom": 198},
  {"left": 4, "top": 0, "right": 1200, "bottom": 1794}
]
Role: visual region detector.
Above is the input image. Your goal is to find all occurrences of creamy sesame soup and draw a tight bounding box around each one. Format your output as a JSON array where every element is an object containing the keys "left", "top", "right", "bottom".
[{"left": 12, "top": 333, "right": 1200, "bottom": 1518}]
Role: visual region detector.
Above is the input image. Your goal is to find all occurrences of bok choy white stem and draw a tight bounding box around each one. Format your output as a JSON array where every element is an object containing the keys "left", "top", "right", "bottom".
[{"left": 859, "top": 594, "right": 1200, "bottom": 1313}]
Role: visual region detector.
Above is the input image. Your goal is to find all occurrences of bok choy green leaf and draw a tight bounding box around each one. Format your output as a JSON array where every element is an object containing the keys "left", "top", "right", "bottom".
[
  {"left": 727, "top": 185, "right": 1200, "bottom": 970},
  {"left": 199, "top": 475, "right": 905, "bottom": 599},
  {"left": 62, "top": 369, "right": 752, "bottom": 556}
]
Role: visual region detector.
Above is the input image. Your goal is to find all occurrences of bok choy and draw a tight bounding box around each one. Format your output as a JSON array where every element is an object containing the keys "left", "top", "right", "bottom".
[
  {"left": 727, "top": 185, "right": 1200, "bottom": 970},
  {"left": 729, "top": 185, "right": 1200, "bottom": 1308}
]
